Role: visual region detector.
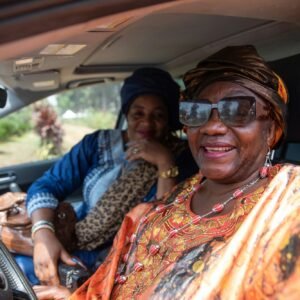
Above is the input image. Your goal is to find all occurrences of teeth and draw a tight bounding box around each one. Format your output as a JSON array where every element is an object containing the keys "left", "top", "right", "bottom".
[{"left": 205, "top": 147, "right": 232, "bottom": 152}]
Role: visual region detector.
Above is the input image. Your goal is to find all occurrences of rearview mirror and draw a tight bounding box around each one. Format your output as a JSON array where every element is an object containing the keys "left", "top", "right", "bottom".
[{"left": 0, "top": 88, "right": 7, "bottom": 108}]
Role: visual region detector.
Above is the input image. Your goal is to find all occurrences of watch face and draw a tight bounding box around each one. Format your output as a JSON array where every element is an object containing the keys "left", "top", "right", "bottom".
[
  {"left": 160, "top": 166, "right": 179, "bottom": 178},
  {"left": 172, "top": 167, "right": 179, "bottom": 177}
]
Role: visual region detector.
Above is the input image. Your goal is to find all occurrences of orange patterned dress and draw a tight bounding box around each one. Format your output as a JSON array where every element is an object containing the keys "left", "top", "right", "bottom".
[{"left": 70, "top": 164, "right": 300, "bottom": 300}]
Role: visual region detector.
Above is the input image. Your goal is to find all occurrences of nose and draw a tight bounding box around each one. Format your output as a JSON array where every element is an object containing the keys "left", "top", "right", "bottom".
[
  {"left": 198, "top": 108, "right": 228, "bottom": 135},
  {"left": 140, "top": 113, "right": 154, "bottom": 127}
]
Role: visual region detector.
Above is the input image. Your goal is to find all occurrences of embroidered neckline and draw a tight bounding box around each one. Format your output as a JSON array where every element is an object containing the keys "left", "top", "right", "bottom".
[{"left": 114, "top": 171, "right": 263, "bottom": 285}]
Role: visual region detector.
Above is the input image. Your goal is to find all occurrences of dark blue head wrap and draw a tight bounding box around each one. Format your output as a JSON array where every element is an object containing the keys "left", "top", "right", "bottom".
[{"left": 121, "top": 67, "right": 181, "bottom": 130}]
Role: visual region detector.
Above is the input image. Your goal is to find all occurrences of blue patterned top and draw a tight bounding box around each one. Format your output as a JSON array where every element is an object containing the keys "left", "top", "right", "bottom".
[
  {"left": 26, "top": 129, "right": 198, "bottom": 219},
  {"left": 26, "top": 130, "right": 135, "bottom": 219}
]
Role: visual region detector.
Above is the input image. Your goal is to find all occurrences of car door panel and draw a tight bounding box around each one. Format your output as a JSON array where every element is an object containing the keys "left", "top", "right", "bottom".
[
  {"left": 0, "top": 159, "right": 83, "bottom": 204},
  {"left": 0, "top": 159, "right": 57, "bottom": 194}
]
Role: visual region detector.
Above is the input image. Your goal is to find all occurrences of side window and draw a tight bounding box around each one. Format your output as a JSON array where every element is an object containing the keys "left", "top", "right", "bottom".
[
  {"left": 0, "top": 82, "right": 122, "bottom": 167},
  {"left": 283, "top": 143, "right": 300, "bottom": 164},
  {"left": 274, "top": 142, "right": 300, "bottom": 165}
]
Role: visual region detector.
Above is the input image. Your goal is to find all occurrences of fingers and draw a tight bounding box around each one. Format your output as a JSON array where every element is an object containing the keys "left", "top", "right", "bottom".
[
  {"left": 60, "top": 250, "right": 77, "bottom": 266},
  {"left": 126, "top": 141, "right": 144, "bottom": 161},
  {"left": 35, "top": 260, "right": 60, "bottom": 286},
  {"left": 70, "top": 257, "right": 88, "bottom": 270},
  {"left": 33, "top": 285, "right": 53, "bottom": 299},
  {"left": 35, "top": 248, "right": 76, "bottom": 285},
  {"left": 60, "top": 252, "right": 87, "bottom": 270},
  {"left": 33, "top": 285, "right": 71, "bottom": 300},
  {"left": 126, "top": 139, "right": 172, "bottom": 166},
  {"left": 132, "top": 147, "right": 140, "bottom": 155},
  {"left": 33, "top": 238, "right": 61, "bottom": 285}
]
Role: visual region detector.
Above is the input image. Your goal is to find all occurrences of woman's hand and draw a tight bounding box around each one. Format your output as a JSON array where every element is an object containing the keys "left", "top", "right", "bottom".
[
  {"left": 33, "top": 229, "right": 76, "bottom": 285},
  {"left": 126, "top": 139, "right": 178, "bottom": 198},
  {"left": 126, "top": 139, "right": 175, "bottom": 171},
  {"left": 33, "top": 285, "right": 71, "bottom": 300}
]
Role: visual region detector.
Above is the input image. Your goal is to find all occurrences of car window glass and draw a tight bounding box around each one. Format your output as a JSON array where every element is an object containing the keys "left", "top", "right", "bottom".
[
  {"left": 0, "top": 82, "right": 122, "bottom": 167},
  {"left": 283, "top": 143, "right": 300, "bottom": 164}
]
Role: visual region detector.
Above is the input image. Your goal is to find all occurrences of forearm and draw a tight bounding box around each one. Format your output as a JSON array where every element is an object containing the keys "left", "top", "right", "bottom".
[
  {"left": 156, "top": 162, "right": 178, "bottom": 199},
  {"left": 27, "top": 133, "right": 96, "bottom": 216},
  {"left": 32, "top": 207, "right": 55, "bottom": 223},
  {"left": 31, "top": 208, "right": 56, "bottom": 241}
]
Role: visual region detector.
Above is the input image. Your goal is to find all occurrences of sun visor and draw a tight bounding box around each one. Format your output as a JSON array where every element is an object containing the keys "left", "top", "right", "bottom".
[{"left": 16, "top": 71, "right": 59, "bottom": 91}]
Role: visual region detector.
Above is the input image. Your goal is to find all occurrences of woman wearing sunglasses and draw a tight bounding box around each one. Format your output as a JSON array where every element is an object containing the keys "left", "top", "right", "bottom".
[{"left": 34, "top": 45, "right": 300, "bottom": 299}]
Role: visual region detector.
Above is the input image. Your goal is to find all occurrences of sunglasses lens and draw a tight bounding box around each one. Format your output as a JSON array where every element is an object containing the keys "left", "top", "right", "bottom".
[
  {"left": 219, "top": 98, "right": 255, "bottom": 126},
  {"left": 180, "top": 97, "right": 256, "bottom": 127},
  {"left": 179, "top": 101, "right": 211, "bottom": 126}
]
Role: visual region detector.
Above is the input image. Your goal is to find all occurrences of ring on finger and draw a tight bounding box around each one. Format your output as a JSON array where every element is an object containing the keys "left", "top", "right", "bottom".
[{"left": 132, "top": 147, "right": 139, "bottom": 154}]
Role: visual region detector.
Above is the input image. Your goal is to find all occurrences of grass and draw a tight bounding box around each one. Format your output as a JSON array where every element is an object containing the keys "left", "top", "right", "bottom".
[
  {"left": 0, "top": 123, "right": 95, "bottom": 167},
  {"left": 64, "top": 111, "right": 117, "bottom": 129}
]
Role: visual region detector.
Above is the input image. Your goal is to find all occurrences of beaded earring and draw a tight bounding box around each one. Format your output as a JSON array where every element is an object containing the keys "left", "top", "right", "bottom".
[{"left": 259, "top": 147, "right": 274, "bottom": 178}]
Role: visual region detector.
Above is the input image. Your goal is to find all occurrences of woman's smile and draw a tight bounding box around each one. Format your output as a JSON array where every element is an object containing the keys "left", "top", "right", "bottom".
[
  {"left": 200, "top": 142, "right": 235, "bottom": 159},
  {"left": 136, "top": 129, "right": 155, "bottom": 139}
]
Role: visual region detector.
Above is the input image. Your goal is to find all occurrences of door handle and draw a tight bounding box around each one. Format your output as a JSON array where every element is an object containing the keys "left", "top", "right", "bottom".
[{"left": 0, "top": 172, "right": 17, "bottom": 185}]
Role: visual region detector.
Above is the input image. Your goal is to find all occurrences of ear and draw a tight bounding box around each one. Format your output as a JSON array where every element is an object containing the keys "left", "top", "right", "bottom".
[{"left": 267, "top": 120, "right": 277, "bottom": 148}]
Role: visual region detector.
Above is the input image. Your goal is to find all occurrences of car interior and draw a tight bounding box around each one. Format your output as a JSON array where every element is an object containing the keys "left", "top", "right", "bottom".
[
  {"left": 0, "top": 240, "right": 37, "bottom": 300},
  {"left": 0, "top": 0, "right": 299, "bottom": 298}
]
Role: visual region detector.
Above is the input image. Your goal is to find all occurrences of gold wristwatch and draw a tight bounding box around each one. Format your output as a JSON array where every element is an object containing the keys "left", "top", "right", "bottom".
[{"left": 159, "top": 166, "right": 179, "bottom": 178}]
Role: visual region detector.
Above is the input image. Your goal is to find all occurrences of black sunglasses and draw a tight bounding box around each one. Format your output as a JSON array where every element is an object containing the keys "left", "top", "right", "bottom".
[{"left": 179, "top": 96, "right": 256, "bottom": 127}]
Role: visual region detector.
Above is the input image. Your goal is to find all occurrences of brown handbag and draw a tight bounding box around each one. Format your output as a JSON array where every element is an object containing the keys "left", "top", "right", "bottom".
[{"left": 0, "top": 192, "right": 77, "bottom": 256}]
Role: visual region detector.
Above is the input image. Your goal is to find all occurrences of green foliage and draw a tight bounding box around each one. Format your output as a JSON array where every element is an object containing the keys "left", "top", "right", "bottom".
[
  {"left": 56, "top": 82, "right": 122, "bottom": 115},
  {"left": 32, "top": 104, "right": 64, "bottom": 157},
  {"left": 36, "top": 143, "right": 60, "bottom": 160},
  {"left": 0, "top": 109, "right": 32, "bottom": 141}
]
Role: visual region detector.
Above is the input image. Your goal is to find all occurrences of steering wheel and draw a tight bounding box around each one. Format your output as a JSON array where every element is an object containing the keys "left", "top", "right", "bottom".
[{"left": 0, "top": 240, "right": 37, "bottom": 300}]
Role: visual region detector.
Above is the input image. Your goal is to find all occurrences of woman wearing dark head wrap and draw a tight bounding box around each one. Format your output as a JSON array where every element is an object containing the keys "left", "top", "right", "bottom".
[
  {"left": 121, "top": 67, "right": 182, "bottom": 131},
  {"left": 18, "top": 67, "right": 196, "bottom": 287},
  {"left": 35, "top": 46, "right": 300, "bottom": 300}
]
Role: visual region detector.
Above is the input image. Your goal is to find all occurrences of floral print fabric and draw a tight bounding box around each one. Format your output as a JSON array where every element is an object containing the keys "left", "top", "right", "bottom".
[{"left": 70, "top": 164, "right": 300, "bottom": 300}]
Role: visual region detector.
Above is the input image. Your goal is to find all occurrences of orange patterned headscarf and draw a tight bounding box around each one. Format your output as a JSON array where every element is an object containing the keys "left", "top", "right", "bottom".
[{"left": 182, "top": 45, "right": 288, "bottom": 148}]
